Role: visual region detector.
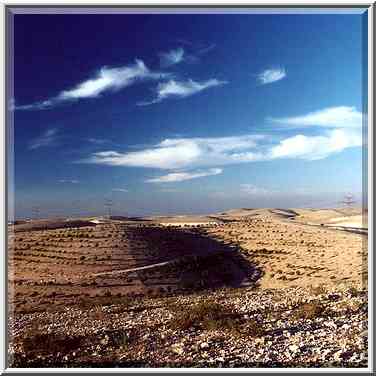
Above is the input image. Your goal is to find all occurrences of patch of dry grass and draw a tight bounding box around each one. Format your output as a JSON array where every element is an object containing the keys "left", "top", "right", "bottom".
[
  {"left": 169, "top": 300, "right": 265, "bottom": 337},
  {"left": 292, "top": 301, "right": 325, "bottom": 320}
]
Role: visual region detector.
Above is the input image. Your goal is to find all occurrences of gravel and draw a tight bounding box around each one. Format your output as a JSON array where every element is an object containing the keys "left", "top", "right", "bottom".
[{"left": 8, "top": 286, "right": 368, "bottom": 368}]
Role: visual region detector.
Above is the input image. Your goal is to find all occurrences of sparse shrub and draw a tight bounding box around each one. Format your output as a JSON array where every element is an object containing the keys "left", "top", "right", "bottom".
[
  {"left": 169, "top": 300, "right": 240, "bottom": 332},
  {"left": 293, "top": 301, "right": 324, "bottom": 320},
  {"left": 346, "top": 286, "right": 359, "bottom": 297},
  {"left": 108, "top": 330, "right": 131, "bottom": 349},
  {"left": 91, "top": 305, "right": 105, "bottom": 320}
]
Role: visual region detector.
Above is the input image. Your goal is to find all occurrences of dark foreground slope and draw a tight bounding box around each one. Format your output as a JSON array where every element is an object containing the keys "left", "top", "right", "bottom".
[{"left": 9, "top": 286, "right": 367, "bottom": 368}]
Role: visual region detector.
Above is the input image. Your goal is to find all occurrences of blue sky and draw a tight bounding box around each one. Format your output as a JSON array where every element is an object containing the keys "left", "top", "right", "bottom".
[{"left": 11, "top": 11, "right": 367, "bottom": 218}]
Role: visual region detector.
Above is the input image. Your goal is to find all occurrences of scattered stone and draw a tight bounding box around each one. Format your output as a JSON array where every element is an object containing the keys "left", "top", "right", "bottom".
[{"left": 9, "top": 286, "right": 367, "bottom": 368}]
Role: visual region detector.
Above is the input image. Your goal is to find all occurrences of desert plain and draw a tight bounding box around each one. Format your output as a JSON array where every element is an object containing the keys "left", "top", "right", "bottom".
[{"left": 8, "top": 207, "right": 368, "bottom": 367}]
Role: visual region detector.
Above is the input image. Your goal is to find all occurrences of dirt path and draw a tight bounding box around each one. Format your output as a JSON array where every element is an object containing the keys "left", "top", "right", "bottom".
[{"left": 92, "top": 259, "right": 180, "bottom": 276}]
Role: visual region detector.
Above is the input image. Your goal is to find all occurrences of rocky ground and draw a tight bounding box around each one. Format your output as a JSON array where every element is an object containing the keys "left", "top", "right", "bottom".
[
  {"left": 8, "top": 209, "right": 368, "bottom": 368},
  {"left": 9, "top": 285, "right": 367, "bottom": 368}
]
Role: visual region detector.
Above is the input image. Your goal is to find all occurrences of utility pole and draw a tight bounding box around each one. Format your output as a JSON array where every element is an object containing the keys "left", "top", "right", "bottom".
[
  {"left": 104, "top": 199, "right": 113, "bottom": 220},
  {"left": 341, "top": 193, "right": 355, "bottom": 208}
]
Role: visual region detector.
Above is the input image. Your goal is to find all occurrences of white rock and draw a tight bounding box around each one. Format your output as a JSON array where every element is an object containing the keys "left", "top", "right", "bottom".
[
  {"left": 200, "top": 342, "right": 210, "bottom": 350},
  {"left": 171, "top": 343, "right": 184, "bottom": 355},
  {"left": 289, "top": 344, "right": 299, "bottom": 353}
]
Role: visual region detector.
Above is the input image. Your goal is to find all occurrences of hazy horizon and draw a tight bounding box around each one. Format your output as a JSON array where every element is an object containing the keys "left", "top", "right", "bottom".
[{"left": 10, "top": 191, "right": 365, "bottom": 221}]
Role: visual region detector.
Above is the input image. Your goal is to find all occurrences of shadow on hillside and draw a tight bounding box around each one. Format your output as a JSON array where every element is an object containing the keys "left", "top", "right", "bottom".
[{"left": 126, "top": 226, "right": 262, "bottom": 294}]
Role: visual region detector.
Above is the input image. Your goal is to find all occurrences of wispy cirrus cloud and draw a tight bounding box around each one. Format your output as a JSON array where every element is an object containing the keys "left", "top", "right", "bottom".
[
  {"left": 269, "top": 106, "right": 362, "bottom": 129},
  {"left": 196, "top": 43, "right": 216, "bottom": 56},
  {"left": 15, "top": 60, "right": 168, "bottom": 111},
  {"left": 81, "top": 129, "right": 361, "bottom": 170},
  {"left": 87, "top": 137, "right": 111, "bottom": 145},
  {"left": 29, "top": 128, "right": 58, "bottom": 150},
  {"left": 79, "top": 106, "right": 363, "bottom": 181},
  {"left": 82, "top": 135, "right": 263, "bottom": 170},
  {"left": 159, "top": 47, "right": 185, "bottom": 67},
  {"left": 138, "top": 78, "right": 227, "bottom": 105},
  {"left": 240, "top": 184, "right": 272, "bottom": 195},
  {"left": 13, "top": 99, "right": 55, "bottom": 111},
  {"left": 174, "top": 40, "right": 216, "bottom": 63},
  {"left": 58, "top": 179, "right": 79, "bottom": 184},
  {"left": 257, "top": 67, "right": 286, "bottom": 85},
  {"left": 212, "top": 184, "right": 274, "bottom": 199},
  {"left": 146, "top": 168, "right": 223, "bottom": 183},
  {"left": 112, "top": 188, "right": 128, "bottom": 192}
]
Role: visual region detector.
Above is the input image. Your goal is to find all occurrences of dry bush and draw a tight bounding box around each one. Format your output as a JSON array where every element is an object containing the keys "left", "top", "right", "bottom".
[
  {"left": 293, "top": 301, "right": 325, "bottom": 320},
  {"left": 78, "top": 294, "right": 132, "bottom": 311},
  {"left": 108, "top": 330, "right": 131, "bottom": 349},
  {"left": 168, "top": 300, "right": 262, "bottom": 336},
  {"left": 90, "top": 305, "right": 105, "bottom": 320},
  {"left": 169, "top": 300, "right": 226, "bottom": 330}
]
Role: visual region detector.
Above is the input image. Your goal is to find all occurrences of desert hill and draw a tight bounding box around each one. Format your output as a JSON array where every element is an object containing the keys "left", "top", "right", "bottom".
[{"left": 8, "top": 207, "right": 368, "bottom": 367}]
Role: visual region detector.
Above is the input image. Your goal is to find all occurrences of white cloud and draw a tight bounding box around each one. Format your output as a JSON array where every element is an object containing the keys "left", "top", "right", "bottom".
[
  {"left": 146, "top": 168, "right": 223, "bottom": 183},
  {"left": 16, "top": 100, "right": 55, "bottom": 111},
  {"left": 240, "top": 184, "right": 272, "bottom": 195},
  {"left": 138, "top": 78, "right": 227, "bottom": 105},
  {"left": 212, "top": 184, "right": 274, "bottom": 199},
  {"left": 269, "top": 128, "right": 362, "bottom": 160},
  {"left": 15, "top": 60, "right": 167, "bottom": 110},
  {"left": 269, "top": 106, "right": 362, "bottom": 129},
  {"left": 29, "top": 128, "right": 58, "bottom": 150},
  {"left": 196, "top": 43, "right": 216, "bottom": 56},
  {"left": 80, "top": 106, "right": 363, "bottom": 175},
  {"left": 159, "top": 47, "right": 185, "bottom": 67},
  {"left": 59, "top": 179, "right": 79, "bottom": 184},
  {"left": 112, "top": 188, "right": 128, "bottom": 192},
  {"left": 257, "top": 67, "right": 286, "bottom": 85},
  {"left": 83, "top": 128, "right": 361, "bottom": 169},
  {"left": 83, "top": 135, "right": 263, "bottom": 170},
  {"left": 173, "top": 41, "right": 216, "bottom": 63}
]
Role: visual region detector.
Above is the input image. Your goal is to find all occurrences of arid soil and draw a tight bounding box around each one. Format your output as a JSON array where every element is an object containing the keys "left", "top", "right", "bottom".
[
  {"left": 8, "top": 221, "right": 259, "bottom": 314},
  {"left": 204, "top": 212, "right": 367, "bottom": 290},
  {"left": 8, "top": 208, "right": 368, "bottom": 368}
]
